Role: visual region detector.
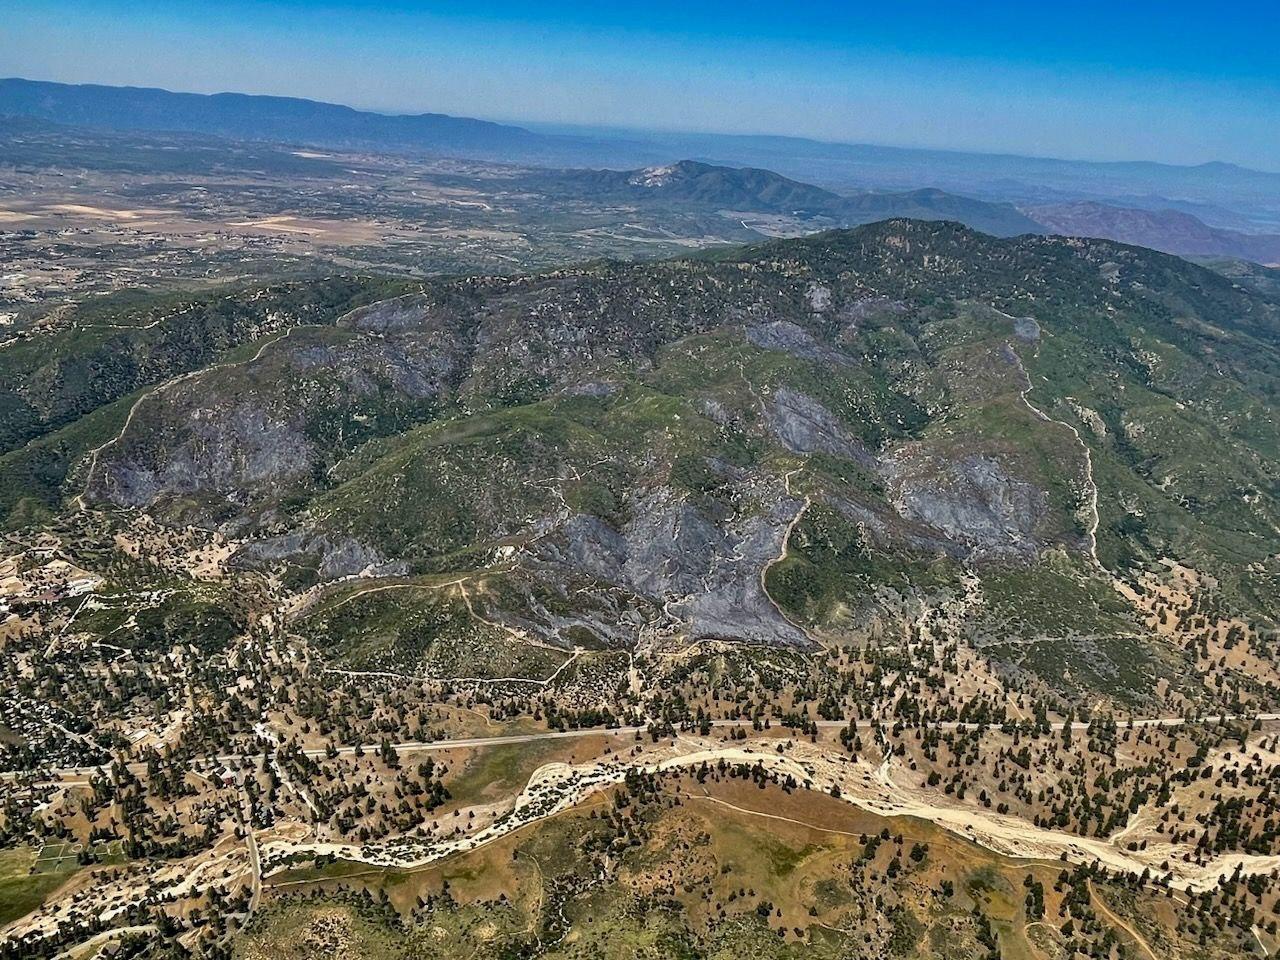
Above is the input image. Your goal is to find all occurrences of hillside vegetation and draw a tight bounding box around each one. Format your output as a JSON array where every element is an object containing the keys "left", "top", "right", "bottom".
[{"left": 5, "top": 219, "right": 1275, "bottom": 703}]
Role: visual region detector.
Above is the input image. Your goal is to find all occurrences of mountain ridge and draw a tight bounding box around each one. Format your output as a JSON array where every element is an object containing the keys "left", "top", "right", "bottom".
[
  {"left": 8, "top": 77, "right": 1278, "bottom": 262},
  {"left": 7, "top": 77, "right": 1280, "bottom": 193},
  {"left": 8, "top": 219, "right": 1271, "bottom": 683},
  {"left": 1027, "top": 200, "right": 1280, "bottom": 265},
  {"left": 526, "top": 160, "right": 1045, "bottom": 236},
  {"left": 0, "top": 76, "right": 554, "bottom": 155}
]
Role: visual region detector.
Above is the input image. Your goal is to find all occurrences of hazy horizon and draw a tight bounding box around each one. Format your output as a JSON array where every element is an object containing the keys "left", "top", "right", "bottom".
[
  {"left": 10, "top": 70, "right": 1280, "bottom": 177},
  {"left": 6, "top": 0, "right": 1280, "bottom": 170}
]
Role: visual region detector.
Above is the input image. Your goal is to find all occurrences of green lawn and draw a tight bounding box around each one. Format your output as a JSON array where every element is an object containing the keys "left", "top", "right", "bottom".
[{"left": 0, "top": 846, "right": 79, "bottom": 927}]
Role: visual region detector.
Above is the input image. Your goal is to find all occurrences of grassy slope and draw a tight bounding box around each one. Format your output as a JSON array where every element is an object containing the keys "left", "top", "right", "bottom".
[
  {"left": 0, "top": 846, "right": 79, "bottom": 928},
  {"left": 240, "top": 774, "right": 1246, "bottom": 960}
]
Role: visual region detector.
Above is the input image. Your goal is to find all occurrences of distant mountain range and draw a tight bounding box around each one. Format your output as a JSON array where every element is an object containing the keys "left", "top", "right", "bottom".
[
  {"left": 525, "top": 160, "right": 1043, "bottom": 236},
  {"left": 843, "top": 187, "right": 1043, "bottom": 238},
  {"left": 530, "top": 160, "right": 1280, "bottom": 254},
  {"left": 609, "top": 129, "right": 1280, "bottom": 231},
  {"left": 536, "top": 160, "right": 847, "bottom": 213},
  {"left": 0, "top": 76, "right": 560, "bottom": 157},
  {"left": 5, "top": 77, "right": 1280, "bottom": 233},
  {"left": 1026, "top": 202, "right": 1280, "bottom": 265},
  {"left": 4, "top": 77, "right": 1279, "bottom": 265}
]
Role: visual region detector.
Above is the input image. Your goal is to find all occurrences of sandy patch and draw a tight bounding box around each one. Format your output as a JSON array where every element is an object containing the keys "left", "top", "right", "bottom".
[{"left": 48, "top": 204, "right": 163, "bottom": 220}]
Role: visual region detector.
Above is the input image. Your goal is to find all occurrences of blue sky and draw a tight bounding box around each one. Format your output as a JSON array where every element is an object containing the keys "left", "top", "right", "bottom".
[{"left": 4, "top": 0, "right": 1280, "bottom": 168}]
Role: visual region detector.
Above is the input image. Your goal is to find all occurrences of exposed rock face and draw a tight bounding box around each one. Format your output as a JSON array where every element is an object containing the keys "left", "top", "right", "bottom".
[
  {"left": 235, "top": 532, "right": 407, "bottom": 580},
  {"left": 766, "top": 388, "right": 874, "bottom": 465},
  {"left": 887, "top": 453, "right": 1047, "bottom": 561},
  {"left": 1013, "top": 316, "right": 1041, "bottom": 342},
  {"left": 667, "top": 498, "right": 809, "bottom": 648},
  {"left": 1068, "top": 400, "right": 1108, "bottom": 438},
  {"left": 746, "top": 320, "right": 827, "bottom": 361},
  {"left": 557, "top": 487, "right": 809, "bottom": 647},
  {"left": 805, "top": 282, "right": 833, "bottom": 312},
  {"left": 88, "top": 401, "right": 314, "bottom": 511}
]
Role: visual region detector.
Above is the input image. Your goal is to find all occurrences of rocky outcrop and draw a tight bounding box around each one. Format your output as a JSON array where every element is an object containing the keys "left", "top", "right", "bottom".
[
  {"left": 87, "top": 322, "right": 468, "bottom": 522},
  {"left": 87, "top": 401, "right": 314, "bottom": 512},
  {"left": 765, "top": 388, "right": 875, "bottom": 465},
  {"left": 746, "top": 320, "right": 841, "bottom": 364},
  {"left": 886, "top": 452, "right": 1047, "bottom": 561},
  {"left": 556, "top": 486, "right": 809, "bottom": 647}
]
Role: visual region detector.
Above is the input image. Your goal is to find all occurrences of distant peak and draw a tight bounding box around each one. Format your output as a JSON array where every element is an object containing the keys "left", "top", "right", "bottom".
[
  {"left": 627, "top": 159, "right": 710, "bottom": 187},
  {"left": 629, "top": 163, "right": 681, "bottom": 188}
]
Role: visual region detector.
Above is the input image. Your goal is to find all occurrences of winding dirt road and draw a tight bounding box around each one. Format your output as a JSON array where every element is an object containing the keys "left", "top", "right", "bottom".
[{"left": 1089, "top": 881, "right": 1159, "bottom": 960}]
